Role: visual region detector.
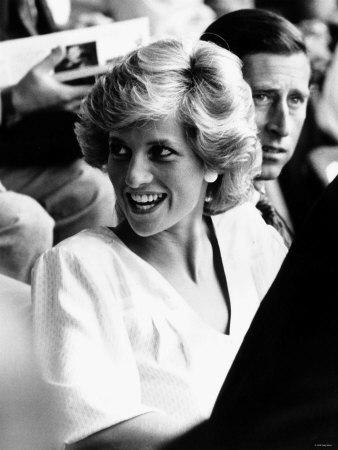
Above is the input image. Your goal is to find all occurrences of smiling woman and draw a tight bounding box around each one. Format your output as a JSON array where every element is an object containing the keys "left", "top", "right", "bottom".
[
  {"left": 32, "top": 39, "right": 287, "bottom": 450},
  {"left": 106, "top": 117, "right": 208, "bottom": 237},
  {"left": 77, "top": 39, "right": 260, "bottom": 213}
]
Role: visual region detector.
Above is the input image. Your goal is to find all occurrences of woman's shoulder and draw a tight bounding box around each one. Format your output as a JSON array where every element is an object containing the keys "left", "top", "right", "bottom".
[
  {"left": 212, "top": 201, "right": 268, "bottom": 233},
  {"left": 50, "top": 226, "right": 118, "bottom": 255},
  {"left": 35, "top": 227, "right": 125, "bottom": 273},
  {"left": 212, "top": 201, "right": 287, "bottom": 254},
  {"left": 32, "top": 227, "right": 131, "bottom": 306},
  {"left": 213, "top": 202, "right": 287, "bottom": 300}
]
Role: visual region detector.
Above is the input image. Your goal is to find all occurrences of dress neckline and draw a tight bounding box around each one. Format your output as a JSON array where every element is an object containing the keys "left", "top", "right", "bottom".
[{"left": 106, "top": 215, "right": 231, "bottom": 336}]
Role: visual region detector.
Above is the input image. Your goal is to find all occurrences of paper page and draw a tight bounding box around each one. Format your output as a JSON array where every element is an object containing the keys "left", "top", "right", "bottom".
[{"left": 0, "top": 17, "right": 150, "bottom": 88}]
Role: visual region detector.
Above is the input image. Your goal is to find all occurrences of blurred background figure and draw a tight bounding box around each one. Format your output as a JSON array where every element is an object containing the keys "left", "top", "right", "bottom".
[
  {"left": 255, "top": 0, "right": 338, "bottom": 24},
  {"left": 0, "top": 185, "right": 54, "bottom": 283},
  {"left": 204, "top": 0, "right": 255, "bottom": 18},
  {"left": 70, "top": 0, "right": 115, "bottom": 27},
  {"left": 0, "top": 0, "right": 117, "bottom": 284},
  {"left": 316, "top": 41, "right": 338, "bottom": 144},
  {"left": 73, "top": 0, "right": 216, "bottom": 44},
  {"left": 0, "top": 273, "right": 60, "bottom": 450},
  {"left": 298, "top": 18, "right": 331, "bottom": 87}
]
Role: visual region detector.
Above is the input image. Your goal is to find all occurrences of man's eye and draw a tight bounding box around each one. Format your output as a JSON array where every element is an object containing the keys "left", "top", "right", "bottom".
[
  {"left": 252, "top": 93, "right": 272, "bottom": 106},
  {"left": 288, "top": 95, "right": 305, "bottom": 107}
]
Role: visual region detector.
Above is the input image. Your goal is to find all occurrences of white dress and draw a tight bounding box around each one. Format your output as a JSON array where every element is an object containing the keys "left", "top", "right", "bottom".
[{"left": 32, "top": 202, "right": 287, "bottom": 445}]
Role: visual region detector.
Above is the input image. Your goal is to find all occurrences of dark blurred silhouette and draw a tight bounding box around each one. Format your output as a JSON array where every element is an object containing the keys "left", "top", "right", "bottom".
[{"left": 166, "top": 173, "right": 338, "bottom": 449}]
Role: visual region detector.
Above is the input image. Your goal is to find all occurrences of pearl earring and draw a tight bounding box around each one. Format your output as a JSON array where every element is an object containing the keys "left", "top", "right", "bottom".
[{"left": 204, "top": 171, "right": 218, "bottom": 183}]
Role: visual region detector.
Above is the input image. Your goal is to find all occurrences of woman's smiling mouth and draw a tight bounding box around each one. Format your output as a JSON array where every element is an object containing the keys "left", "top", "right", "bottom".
[{"left": 126, "top": 192, "right": 167, "bottom": 214}]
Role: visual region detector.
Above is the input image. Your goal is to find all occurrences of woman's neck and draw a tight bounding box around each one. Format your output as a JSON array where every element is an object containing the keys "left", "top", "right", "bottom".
[{"left": 115, "top": 217, "right": 211, "bottom": 282}]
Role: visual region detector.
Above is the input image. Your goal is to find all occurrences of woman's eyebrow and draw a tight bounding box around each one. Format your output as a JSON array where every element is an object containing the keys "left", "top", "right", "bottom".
[
  {"left": 147, "top": 139, "right": 175, "bottom": 147},
  {"left": 109, "top": 136, "right": 126, "bottom": 145}
]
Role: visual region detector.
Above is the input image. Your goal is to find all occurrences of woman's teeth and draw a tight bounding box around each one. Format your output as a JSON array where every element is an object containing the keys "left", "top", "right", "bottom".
[
  {"left": 130, "top": 193, "right": 164, "bottom": 203},
  {"left": 128, "top": 193, "right": 165, "bottom": 210}
]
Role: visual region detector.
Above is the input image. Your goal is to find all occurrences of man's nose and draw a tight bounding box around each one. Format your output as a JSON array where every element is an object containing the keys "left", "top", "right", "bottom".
[
  {"left": 125, "top": 155, "right": 153, "bottom": 188},
  {"left": 267, "top": 101, "right": 290, "bottom": 137}
]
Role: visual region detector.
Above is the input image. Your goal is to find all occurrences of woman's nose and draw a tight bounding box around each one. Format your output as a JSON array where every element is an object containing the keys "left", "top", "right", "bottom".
[{"left": 125, "top": 155, "right": 153, "bottom": 188}]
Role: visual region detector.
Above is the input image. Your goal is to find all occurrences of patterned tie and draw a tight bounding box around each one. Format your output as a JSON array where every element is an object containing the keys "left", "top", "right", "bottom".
[{"left": 256, "top": 193, "right": 293, "bottom": 248}]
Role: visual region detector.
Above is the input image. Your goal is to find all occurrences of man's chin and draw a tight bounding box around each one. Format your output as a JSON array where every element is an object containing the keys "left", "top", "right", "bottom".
[{"left": 259, "top": 163, "right": 283, "bottom": 181}]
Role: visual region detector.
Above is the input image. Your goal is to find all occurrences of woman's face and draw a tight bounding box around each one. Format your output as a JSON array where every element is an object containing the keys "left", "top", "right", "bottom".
[{"left": 107, "top": 117, "right": 207, "bottom": 237}]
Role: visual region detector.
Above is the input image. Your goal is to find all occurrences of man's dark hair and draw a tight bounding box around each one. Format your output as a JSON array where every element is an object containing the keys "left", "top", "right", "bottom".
[{"left": 201, "top": 8, "right": 307, "bottom": 59}]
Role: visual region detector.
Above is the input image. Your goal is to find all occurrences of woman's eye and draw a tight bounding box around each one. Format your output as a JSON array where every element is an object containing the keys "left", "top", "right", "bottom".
[
  {"left": 109, "top": 143, "right": 129, "bottom": 160},
  {"left": 149, "top": 146, "right": 175, "bottom": 159}
]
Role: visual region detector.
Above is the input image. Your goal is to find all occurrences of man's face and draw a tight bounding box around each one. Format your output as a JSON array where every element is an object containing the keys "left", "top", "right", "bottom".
[{"left": 243, "top": 52, "right": 311, "bottom": 180}]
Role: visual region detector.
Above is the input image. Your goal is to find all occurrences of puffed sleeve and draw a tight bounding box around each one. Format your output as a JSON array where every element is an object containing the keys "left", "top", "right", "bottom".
[{"left": 32, "top": 245, "right": 154, "bottom": 445}]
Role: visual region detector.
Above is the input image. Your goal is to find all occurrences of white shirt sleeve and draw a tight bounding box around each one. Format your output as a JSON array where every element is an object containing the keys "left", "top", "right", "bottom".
[{"left": 32, "top": 246, "right": 154, "bottom": 445}]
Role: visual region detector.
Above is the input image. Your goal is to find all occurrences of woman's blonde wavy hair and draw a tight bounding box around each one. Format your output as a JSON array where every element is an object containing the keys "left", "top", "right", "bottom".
[{"left": 75, "top": 39, "right": 261, "bottom": 215}]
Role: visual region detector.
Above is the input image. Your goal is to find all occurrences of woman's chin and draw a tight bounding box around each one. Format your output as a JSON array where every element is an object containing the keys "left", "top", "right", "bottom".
[
  {"left": 128, "top": 222, "right": 162, "bottom": 238},
  {"left": 121, "top": 198, "right": 168, "bottom": 237},
  {"left": 122, "top": 210, "right": 161, "bottom": 237}
]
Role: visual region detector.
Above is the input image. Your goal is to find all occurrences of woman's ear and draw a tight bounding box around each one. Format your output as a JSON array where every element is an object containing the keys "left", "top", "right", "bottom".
[{"left": 204, "top": 170, "right": 218, "bottom": 183}]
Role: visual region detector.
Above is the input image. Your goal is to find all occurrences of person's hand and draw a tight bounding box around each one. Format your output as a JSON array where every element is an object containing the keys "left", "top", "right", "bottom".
[
  {"left": 9, "top": 47, "right": 91, "bottom": 117},
  {"left": 72, "top": 12, "right": 114, "bottom": 28}
]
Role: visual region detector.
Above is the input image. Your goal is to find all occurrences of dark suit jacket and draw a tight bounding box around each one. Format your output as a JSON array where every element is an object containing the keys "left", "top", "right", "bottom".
[{"left": 167, "top": 175, "right": 338, "bottom": 449}]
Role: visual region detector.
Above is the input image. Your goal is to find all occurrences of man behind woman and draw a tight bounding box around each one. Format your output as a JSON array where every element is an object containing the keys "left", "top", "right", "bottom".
[
  {"left": 202, "top": 8, "right": 312, "bottom": 246},
  {"left": 32, "top": 38, "right": 286, "bottom": 449}
]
